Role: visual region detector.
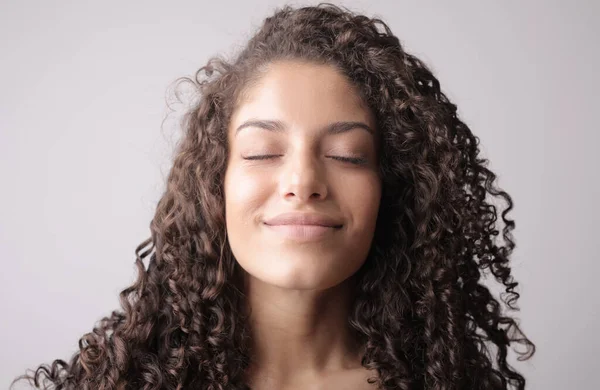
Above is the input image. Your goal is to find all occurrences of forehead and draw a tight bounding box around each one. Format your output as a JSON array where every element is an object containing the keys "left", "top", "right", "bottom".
[{"left": 229, "top": 60, "right": 374, "bottom": 135}]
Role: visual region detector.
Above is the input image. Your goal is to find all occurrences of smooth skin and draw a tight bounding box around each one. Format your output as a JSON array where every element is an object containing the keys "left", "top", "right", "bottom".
[{"left": 224, "top": 60, "right": 382, "bottom": 389}]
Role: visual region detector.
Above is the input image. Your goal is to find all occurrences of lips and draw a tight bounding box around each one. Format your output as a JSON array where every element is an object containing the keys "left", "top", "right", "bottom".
[{"left": 263, "top": 212, "right": 343, "bottom": 228}]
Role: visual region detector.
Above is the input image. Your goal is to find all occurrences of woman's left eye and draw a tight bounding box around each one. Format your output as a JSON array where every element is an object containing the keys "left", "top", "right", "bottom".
[{"left": 327, "top": 156, "right": 368, "bottom": 165}]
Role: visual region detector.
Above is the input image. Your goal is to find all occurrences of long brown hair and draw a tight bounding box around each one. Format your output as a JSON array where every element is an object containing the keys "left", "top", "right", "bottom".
[{"left": 12, "top": 3, "right": 535, "bottom": 389}]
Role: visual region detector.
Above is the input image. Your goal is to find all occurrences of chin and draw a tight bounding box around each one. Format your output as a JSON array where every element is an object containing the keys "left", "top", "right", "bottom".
[
  {"left": 249, "top": 265, "right": 353, "bottom": 291},
  {"left": 235, "top": 248, "right": 366, "bottom": 292}
]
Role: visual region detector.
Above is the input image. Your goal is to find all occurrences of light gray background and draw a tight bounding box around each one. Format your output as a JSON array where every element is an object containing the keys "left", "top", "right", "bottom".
[{"left": 1, "top": 1, "right": 598, "bottom": 388}]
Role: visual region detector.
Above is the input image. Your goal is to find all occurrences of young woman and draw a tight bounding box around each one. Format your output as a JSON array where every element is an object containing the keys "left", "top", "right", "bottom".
[{"left": 12, "top": 3, "right": 535, "bottom": 389}]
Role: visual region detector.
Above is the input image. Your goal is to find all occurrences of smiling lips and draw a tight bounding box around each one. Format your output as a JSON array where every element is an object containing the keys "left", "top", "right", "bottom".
[
  {"left": 263, "top": 212, "right": 343, "bottom": 241},
  {"left": 264, "top": 224, "right": 341, "bottom": 241},
  {"left": 263, "top": 212, "right": 343, "bottom": 227}
]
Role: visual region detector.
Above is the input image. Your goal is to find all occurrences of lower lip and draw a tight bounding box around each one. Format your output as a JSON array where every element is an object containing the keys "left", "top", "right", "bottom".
[{"left": 264, "top": 223, "right": 341, "bottom": 241}]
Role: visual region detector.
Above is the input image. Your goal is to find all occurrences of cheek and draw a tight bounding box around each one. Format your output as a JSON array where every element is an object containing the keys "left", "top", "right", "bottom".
[
  {"left": 339, "top": 172, "right": 381, "bottom": 224},
  {"left": 224, "top": 168, "right": 269, "bottom": 230}
]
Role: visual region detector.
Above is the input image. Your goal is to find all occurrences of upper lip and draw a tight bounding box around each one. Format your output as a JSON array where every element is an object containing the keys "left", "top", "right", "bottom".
[{"left": 264, "top": 212, "right": 343, "bottom": 228}]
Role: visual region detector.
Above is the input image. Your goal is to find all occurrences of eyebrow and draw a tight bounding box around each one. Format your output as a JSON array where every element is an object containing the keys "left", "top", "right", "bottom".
[{"left": 235, "top": 119, "right": 374, "bottom": 137}]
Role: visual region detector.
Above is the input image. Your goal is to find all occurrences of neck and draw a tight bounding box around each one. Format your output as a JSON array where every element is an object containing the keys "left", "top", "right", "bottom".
[{"left": 242, "top": 273, "right": 363, "bottom": 385}]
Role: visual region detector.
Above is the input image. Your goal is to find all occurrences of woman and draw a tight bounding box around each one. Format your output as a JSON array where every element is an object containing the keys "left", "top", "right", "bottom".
[{"left": 12, "top": 3, "right": 535, "bottom": 389}]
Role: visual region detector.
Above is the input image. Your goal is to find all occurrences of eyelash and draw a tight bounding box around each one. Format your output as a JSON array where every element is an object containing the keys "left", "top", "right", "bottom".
[{"left": 243, "top": 154, "right": 367, "bottom": 165}]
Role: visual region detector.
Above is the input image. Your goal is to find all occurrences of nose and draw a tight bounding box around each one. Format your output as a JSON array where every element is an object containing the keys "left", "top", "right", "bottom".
[{"left": 278, "top": 150, "right": 328, "bottom": 202}]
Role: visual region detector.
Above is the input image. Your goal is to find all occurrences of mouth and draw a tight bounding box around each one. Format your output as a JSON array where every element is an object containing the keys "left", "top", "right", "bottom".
[
  {"left": 263, "top": 222, "right": 343, "bottom": 228},
  {"left": 262, "top": 212, "right": 344, "bottom": 228},
  {"left": 263, "top": 223, "right": 343, "bottom": 241}
]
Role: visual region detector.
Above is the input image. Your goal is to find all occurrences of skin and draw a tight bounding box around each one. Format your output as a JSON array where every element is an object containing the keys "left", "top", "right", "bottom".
[{"left": 223, "top": 60, "right": 382, "bottom": 389}]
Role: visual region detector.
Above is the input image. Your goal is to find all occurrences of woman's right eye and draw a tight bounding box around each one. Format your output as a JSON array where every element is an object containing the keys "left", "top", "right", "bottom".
[{"left": 242, "top": 155, "right": 280, "bottom": 160}]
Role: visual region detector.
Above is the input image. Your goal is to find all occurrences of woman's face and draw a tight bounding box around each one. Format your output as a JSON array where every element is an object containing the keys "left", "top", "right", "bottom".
[{"left": 224, "top": 60, "right": 381, "bottom": 290}]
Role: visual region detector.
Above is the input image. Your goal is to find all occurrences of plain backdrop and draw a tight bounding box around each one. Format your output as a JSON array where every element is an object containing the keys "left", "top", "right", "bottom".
[{"left": 1, "top": 0, "right": 598, "bottom": 388}]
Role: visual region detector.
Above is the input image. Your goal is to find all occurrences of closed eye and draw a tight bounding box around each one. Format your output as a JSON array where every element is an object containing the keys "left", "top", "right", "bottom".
[
  {"left": 242, "top": 155, "right": 280, "bottom": 161},
  {"left": 242, "top": 155, "right": 367, "bottom": 165},
  {"left": 328, "top": 156, "right": 368, "bottom": 165}
]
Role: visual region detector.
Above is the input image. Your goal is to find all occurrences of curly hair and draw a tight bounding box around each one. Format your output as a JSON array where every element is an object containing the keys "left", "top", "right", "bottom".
[{"left": 12, "top": 3, "right": 535, "bottom": 389}]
